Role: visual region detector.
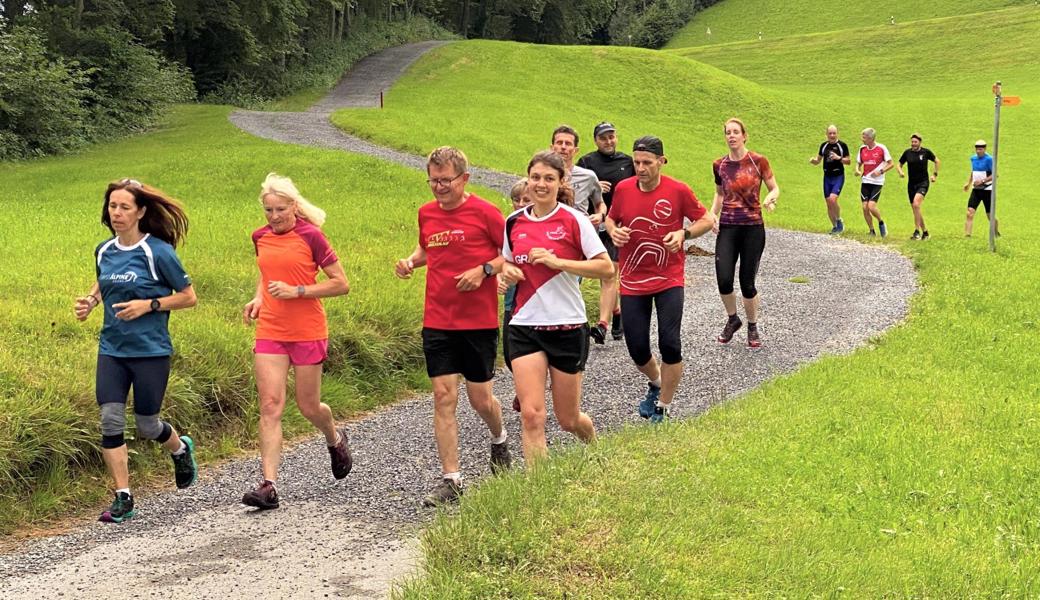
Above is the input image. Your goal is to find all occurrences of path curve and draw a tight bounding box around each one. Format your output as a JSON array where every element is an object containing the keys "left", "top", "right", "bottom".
[{"left": 0, "top": 42, "right": 917, "bottom": 600}]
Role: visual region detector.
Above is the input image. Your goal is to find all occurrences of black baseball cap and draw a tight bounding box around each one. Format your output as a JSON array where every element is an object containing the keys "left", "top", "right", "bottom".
[
  {"left": 632, "top": 135, "right": 664, "bottom": 156},
  {"left": 593, "top": 122, "right": 616, "bottom": 138}
]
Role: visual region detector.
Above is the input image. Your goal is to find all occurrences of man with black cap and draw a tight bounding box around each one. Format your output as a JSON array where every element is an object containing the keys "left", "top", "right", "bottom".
[
  {"left": 606, "top": 136, "right": 714, "bottom": 424},
  {"left": 579, "top": 121, "right": 635, "bottom": 343}
]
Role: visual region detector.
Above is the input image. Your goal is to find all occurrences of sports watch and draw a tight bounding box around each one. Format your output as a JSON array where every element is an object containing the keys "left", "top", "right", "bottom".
[
  {"left": 297, "top": 285, "right": 306, "bottom": 297},
  {"left": 482, "top": 263, "right": 494, "bottom": 278},
  {"left": 150, "top": 298, "right": 161, "bottom": 312}
]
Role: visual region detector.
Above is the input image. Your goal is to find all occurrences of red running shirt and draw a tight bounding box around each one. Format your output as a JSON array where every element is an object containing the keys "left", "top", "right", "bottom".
[
  {"left": 252, "top": 219, "right": 339, "bottom": 341},
  {"left": 608, "top": 175, "right": 707, "bottom": 296},
  {"left": 712, "top": 152, "right": 774, "bottom": 226},
  {"left": 419, "top": 194, "right": 505, "bottom": 330}
]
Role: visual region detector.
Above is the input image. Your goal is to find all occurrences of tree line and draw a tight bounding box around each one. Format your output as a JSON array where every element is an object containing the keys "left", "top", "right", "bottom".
[{"left": 1, "top": 0, "right": 716, "bottom": 159}]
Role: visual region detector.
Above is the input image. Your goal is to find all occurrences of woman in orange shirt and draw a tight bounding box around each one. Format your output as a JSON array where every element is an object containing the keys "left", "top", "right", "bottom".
[{"left": 241, "top": 173, "right": 352, "bottom": 510}]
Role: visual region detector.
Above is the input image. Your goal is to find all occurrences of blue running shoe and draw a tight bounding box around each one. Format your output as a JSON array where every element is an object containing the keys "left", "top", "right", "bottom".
[
  {"left": 649, "top": 405, "right": 668, "bottom": 424},
  {"left": 835, "top": 218, "right": 845, "bottom": 234},
  {"left": 879, "top": 221, "right": 888, "bottom": 238},
  {"left": 639, "top": 383, "right": 660, "bottom": 419}
]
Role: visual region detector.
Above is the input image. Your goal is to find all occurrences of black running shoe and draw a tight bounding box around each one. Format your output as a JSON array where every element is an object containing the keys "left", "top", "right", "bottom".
[
  {"left": 171, "top": 435, "right": 197, "bottom": 489},
  {"left": 99, "top": 491, "right": 135, "bottom": 523},
  {"left": 911, "top": 230, "right": 921, "bottom": 240},
  {"left": 589, "top": 321, "right": 607, "bottom": 345},
  {"left": 490, "top": 441, "right": 512, "bottom": 474},
  {"left": 242, "top": 480, "right": 280, "bottom": 510},
  {"left": 921, "top": 231, "right": 930, "bottom": 240},
  {"left": 611, "top": 312, "right": 623, "bottom": 340},
  {"left": 747, "top": 325, "right": 762, "bottom": 349},
  {"left": 422, "top": 478, "right": 462, "bottom": 507},
  {"left": 717, "top": 316, "right": 743, "bottom": 344},
  {"left": 328, "top": 427, "right": 352, "bottom": 480}
]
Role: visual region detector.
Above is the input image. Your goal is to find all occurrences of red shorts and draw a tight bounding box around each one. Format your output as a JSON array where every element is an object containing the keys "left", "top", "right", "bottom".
[{"left": 254, "top": 339, "right": 328, "bottom": 366}]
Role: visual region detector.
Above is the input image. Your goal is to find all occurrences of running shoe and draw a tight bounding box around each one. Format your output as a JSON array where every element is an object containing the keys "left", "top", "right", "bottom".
[
  {"left": 490, "top": 441, "right": 512, "bottom": 474},
  {"left": 922, "top": 231, "right": 930, "bottom": 241},
  {"left": 242, "top": 480, "right": 280, "bottom": 510},
  {"left": 879, "top": 222, "right": 888, "bottom": 238},
  {"left": 639, "top": 382, "right": 661, "bottom": 419},
  {"left": 747, "top": 325, "right": 762, "bottom": 349},
  {"left": 649, "top": 405, "right": 668, "bottom": 425},
  {"left": 835, "top": 219, "right": 845, "bottom": 234},
  {"left": 512, "top": 395, "right": 521, "bottom": 412},
  {"left": 829, "top": 225, "right": 840, "bottom": 235},
  {"left": 422, "top": 478, "right": 462, "bottom": 507},
  {"left": 717, "top": 315, "right": 743, "bottom": 344},
  {"left": 868, "top": 230, "right": 876, "bottom": 237},
  {"left": 611, "top": 312, "right": 623, "bottom": 340},
  {"left": 328, "top": 427, "right": 352, "bottom": 480},
  {"left": 589, "top": 321, "right": 607, "bottom": 345},
  {"left": 171, "top": 435, "right": 197, "bottom": 489},
  {"left": 911, "top": 230, "right": 921, "bottom": 240},
  {"left": 99, "top": 491, "right": 135, "bottom": 523}
]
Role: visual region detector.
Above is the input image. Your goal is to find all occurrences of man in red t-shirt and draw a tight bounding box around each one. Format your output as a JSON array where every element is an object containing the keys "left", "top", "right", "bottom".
[
  {"left": 394, "top": 146, "right": 511, "bottom": 506},
  {"left": 606, "top": 136, "right": 714, "bottom": 423}
]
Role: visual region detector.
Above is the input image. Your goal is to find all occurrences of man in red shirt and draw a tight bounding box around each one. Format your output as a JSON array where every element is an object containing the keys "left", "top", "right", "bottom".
[
  {"left": 606, "top": 136, "right": 715, "bottom": 423},
  {"left": 395, "top": 146, "right": 511, "bottom": 506}
]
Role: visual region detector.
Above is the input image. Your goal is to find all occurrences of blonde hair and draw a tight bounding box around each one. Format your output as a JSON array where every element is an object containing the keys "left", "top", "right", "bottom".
[
  {"left": 510, "top": 178, "right": 528, "bottom": 202},
  {"left": 725, "top": 117, "right": 747, "bottom": 135},
  {"left": 259, "top": 173, "right": 326, "bottom": 227},
  {"left": 427, "top": 146, "right": 469, "bottom": 176}
]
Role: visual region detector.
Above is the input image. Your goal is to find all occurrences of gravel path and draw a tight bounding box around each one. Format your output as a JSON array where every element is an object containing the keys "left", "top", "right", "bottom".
[{"left": 0, "top": 43, "right": 917, "bottom": 599}]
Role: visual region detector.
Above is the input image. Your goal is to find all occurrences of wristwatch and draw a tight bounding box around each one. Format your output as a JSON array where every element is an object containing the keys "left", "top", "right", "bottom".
[
  {"left": 482, "top": 263, "right": 494, "bottom": 278},
  {"left": 150, "top": 298, "right": 161, "bottom": 312},
  {"left": 297, "top": 285, "right": 306, "bottom": 297}
]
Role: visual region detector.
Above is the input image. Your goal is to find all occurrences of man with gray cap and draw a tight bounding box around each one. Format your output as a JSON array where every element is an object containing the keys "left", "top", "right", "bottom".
[
  {"left": 606, "top": 136, "right": 714, "bottom": 424},
  {"left": 579, "top": 121, "right": 635, "bottom": 342}
]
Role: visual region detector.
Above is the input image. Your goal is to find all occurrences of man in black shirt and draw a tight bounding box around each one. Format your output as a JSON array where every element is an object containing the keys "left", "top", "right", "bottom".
[
  {"left": 578, "top": 121, "right": 635, "bottom": 342},
  {"left": 809, "top": 124, "right": 850, "bottom": 234},
  {"left": 897, "top": 133, "right": 940, "bottom": 240}
]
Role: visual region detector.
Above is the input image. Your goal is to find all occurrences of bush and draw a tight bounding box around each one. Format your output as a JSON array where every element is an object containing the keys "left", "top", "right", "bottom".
[{"left": 0, "top": 26, "right": 93, "bottom": 159}]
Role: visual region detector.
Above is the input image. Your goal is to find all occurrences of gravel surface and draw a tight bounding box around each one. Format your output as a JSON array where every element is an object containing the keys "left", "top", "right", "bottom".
[{"left": 0, "top": 43, "right": 917, "bottom": 599}]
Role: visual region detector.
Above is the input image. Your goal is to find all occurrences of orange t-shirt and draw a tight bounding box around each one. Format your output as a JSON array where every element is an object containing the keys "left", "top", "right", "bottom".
[{"left": 252, "top": 219, "right": 339, "bottom": 341}]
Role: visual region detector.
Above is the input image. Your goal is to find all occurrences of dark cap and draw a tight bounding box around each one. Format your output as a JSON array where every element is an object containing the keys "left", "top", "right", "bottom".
[
  {"left": 910, "top": 133, "right": 922, "bottom": 142},
  {"left": 632, "top": 135, "right": 664, "bottom": 156},
  {"left": 593, "top": 121, "right": 616, "bottom": 138}
]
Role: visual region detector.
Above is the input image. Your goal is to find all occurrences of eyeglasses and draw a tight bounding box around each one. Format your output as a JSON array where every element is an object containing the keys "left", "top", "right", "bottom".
[
  {"left": 426, "top": 172, "right": 465, "bottom": 188},
  {"left": 118, "top": 178, "right": 143, "bottom": 189}
]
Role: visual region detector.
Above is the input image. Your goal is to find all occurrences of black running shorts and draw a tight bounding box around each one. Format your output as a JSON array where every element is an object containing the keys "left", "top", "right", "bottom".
[
  {"left": 968, "top": 189, "right": 992, "bottom": 213},
  {"left": 860, "top": 182, "right": 883, "bottom": 202},
  {"left": 907, "top": 182, "right": 929, "bottom": 202},
  {"left": 507, "top": 324, "right": 590, "bottom": 375},
  {"left": 422, "top": 328, "right": 498, "bottom": 382}
]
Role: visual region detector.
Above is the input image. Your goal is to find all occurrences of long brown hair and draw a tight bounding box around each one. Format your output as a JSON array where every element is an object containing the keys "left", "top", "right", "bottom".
[
  {"left": 102, "top": 179, "right": 189, "bottom": 248},
  {"left": 527, "top": 150, "right": 575, "bottom": 207}
]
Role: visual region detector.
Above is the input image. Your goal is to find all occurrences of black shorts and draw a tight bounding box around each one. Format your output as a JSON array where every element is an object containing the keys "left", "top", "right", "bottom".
[
  {"left": 907, "top": 182, "right": 929, "bottom": 202},
  {"left": 422, "top": 328, "right": 498, "bottom": 382},
  {"left": 860, "top": 183, "right": 883, "bottom": 202},
  {"left": 968, "top": 189, "right": 992, "bottom": 213},
  {"left": 598, "top": 229, "right": 618, "bottom": 262},
  {"left": 96, "top": 354, "right": 171, "bottom": 415},
  {"left": 507, "top": 324, "right": 590, "bottom": 375}
]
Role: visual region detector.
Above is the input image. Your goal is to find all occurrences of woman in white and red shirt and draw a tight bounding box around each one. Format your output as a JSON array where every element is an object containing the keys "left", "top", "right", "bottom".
[{"left": 501, "top": 151, "right": 614, "bottom": 462}]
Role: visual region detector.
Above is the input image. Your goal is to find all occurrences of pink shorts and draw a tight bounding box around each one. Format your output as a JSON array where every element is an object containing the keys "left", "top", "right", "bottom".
[{"left": 254, "top": 339, "right": 328, "bottom": 366}]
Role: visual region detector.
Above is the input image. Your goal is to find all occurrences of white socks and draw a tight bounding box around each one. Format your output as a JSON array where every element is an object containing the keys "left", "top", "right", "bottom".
[
  {"left": 171, "top": 439, "right": 187, "bottom": 456},
  {"left": 443, "top": 472, "right": 462, "bottom": 484},
  {"left": 490, "top": 431, "right": 508, "bottom": 445}
]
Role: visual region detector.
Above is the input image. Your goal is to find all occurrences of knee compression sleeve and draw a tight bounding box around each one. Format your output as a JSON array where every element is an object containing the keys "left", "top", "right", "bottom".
[
  {"left": 100, "top": 402, "right": 126, "bottom": 448},
  {"left": 134, "top": 413, "right": 173, "bottom": 443}
]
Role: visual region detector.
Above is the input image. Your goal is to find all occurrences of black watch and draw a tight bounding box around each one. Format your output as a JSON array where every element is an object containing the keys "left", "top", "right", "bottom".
[
  {"left": 482, "top": 263, "right": 494, "bottom": 278},
  {"left": 150, "top": 298, "right": 161, "bottom": 312}
]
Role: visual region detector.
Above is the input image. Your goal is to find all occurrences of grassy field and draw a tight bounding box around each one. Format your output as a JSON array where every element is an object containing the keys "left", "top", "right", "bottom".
[
  {"left": 0, "top": 105, "right": 508, "bottom": 533},
  {"left": 324, "top": 14, "right": 1040, "bottom": 600},
  {"left": 665, "top": 0, "right": 1031, "bottom": 47}
]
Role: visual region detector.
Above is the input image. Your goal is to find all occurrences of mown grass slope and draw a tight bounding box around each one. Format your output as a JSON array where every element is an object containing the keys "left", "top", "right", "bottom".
[
  {"left": 0, "top": 105, "right": 507, "bottom": 533},
  {"left": 665, "top": 0, "right": 1031, "bottom": 47},
  {"left": 326, "top": 20, "right": 1040, "bottom": 600}
]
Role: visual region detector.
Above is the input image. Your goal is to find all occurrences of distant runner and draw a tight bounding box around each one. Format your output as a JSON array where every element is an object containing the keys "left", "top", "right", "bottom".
[
  {"left": 963, "top": 139, "right": 999, "bottom": 237},
  {"left": 578, "top": 121, "right": 635, "bottom": 342},
  {"left": 395, "top": 146, "right": 511, "bottom": 506},
  {"left": 896, "top": 133, "right": 940, "bottom": 240},
  {"left": 607, "top": 136, "right": 713, "bottom": 423},
  {"left": 809, "top": 124, "right": 849, "bottom": 234},
  {"left": 74, "top": 178, "right": 198, "bottom": 523},
  {"left": 854, "top": 127, "right": 892, "bottom": 238},
  {"left": 712, "top": 118, "right": 780, "bottom": 349}
]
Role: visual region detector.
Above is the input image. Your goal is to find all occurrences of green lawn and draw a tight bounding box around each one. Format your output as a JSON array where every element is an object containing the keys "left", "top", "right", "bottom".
[
  {"left": 665, "top": 0, "right": 1032, "bottom": 47},
  {"left": 322, "top": 22, "right": 1040, "bottom": 600},
  {"left": 0, "top": 104, "right": 507, "bottom": 532}
]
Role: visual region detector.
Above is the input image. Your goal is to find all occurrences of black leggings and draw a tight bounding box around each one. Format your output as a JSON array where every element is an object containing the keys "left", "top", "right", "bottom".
[
  {"left": 620, "top": 286, "right": 684, "bottom": 366},
  {"left": 715, "top": 224, "right": 766, "bottom": 299}
]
